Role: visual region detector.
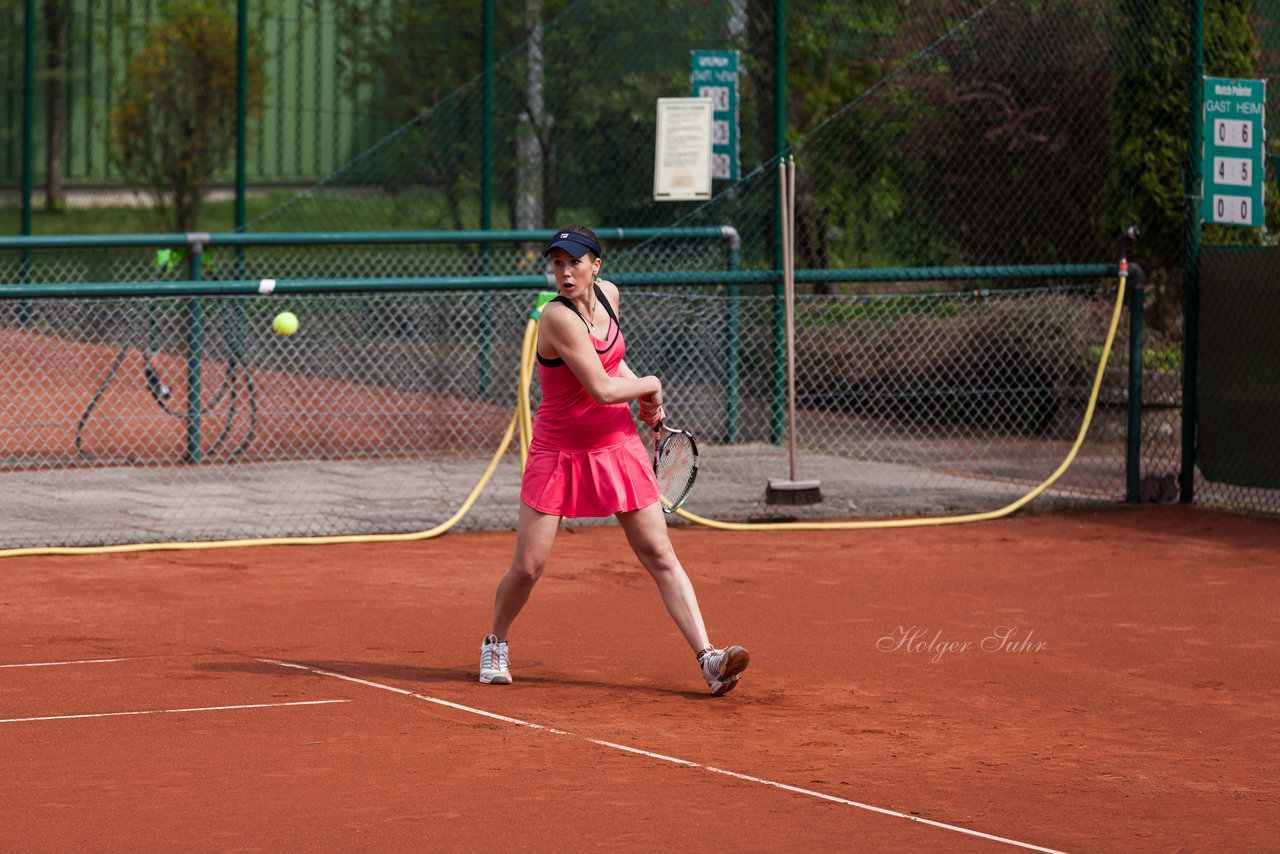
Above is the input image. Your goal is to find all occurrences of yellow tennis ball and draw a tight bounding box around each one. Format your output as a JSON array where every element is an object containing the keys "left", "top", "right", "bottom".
[{"left": 272, "top": 311, "right": 299, "bottom": 336}]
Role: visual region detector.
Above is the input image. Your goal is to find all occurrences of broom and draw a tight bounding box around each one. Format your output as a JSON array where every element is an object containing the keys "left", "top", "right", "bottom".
[{"left": 766, "top": 156, "right": 822, "bottom": 506}]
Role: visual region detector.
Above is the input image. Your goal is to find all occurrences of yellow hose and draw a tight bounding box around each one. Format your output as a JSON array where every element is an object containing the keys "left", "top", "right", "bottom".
[
  {"left": 674, "top": 272, "right": 1128, "bottom": 531},
  {"left": 518, "top": 316, "right": 537, "bottom": 468}
]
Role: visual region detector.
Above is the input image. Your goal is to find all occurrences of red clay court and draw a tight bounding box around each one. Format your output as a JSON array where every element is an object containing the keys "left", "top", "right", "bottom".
[{"left": 2, "top": 505, "right": 1277, "bottom": 852}]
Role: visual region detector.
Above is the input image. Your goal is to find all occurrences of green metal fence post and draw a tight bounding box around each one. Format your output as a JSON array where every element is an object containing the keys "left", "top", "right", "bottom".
[
  {"left": 20, "top": 0, "right": 35, "bottom": 303},
  {"left": 479, "top": 0, "right": 495, "bottom": 397},
  {"left": 1125, "top": 258, "right": 1145, "bottom": 503},
  {"left": 1180, "top": 0, "right": 1204, "bottom": 504},
  {"left": 481, "top": 0, "right": 494, "bottom": 238},
  {"left": 770, "top": 0, "right": 787, "bottom": 445},
  {"left": 184, "top": 237, "right": 209, "bottom": 464},
  {"left": 231, "top": 0, "right": 250, "bottom": 410},
  {"left": 235, "top": 0, "right": 247, "bottom": 238}
]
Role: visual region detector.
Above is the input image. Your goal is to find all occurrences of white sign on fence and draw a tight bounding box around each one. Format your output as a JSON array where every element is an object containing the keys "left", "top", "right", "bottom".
[{"left": 653, "top": 97, "right": 714, "bottom": 201}]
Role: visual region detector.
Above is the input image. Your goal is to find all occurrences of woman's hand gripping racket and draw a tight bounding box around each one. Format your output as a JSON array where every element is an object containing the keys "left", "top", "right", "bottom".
[{"left": 652, "top": 420, "right": 699, "bottom": 513}]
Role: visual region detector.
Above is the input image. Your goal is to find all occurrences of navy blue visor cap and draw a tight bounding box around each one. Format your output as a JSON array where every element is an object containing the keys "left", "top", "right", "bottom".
[{"left": 544, "top": 231, "right": 601, "bottom": 259}]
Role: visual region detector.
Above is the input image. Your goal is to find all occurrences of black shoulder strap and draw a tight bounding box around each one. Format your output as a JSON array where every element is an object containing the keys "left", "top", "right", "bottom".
[
  {"left": 551, "top": 286, "right": 617, "bottom": 332},
  {"left": 596, "top": 283, "right": 619, "bottom": 327}
]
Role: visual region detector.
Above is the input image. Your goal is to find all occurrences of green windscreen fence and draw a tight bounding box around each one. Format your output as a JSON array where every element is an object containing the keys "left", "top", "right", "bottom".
[{"left": 1198, "top": 246, "right": 1280, "bottom": 490}]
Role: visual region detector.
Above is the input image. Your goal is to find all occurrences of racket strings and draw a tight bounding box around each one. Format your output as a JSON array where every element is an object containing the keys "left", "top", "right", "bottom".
[{"left": 656, "top": 434, "right": 697, "bottom": 508}]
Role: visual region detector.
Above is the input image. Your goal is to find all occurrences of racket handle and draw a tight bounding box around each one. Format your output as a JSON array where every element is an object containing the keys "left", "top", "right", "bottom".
[{"left": 642, "top": 394, "right": 663, "bottom": 431}]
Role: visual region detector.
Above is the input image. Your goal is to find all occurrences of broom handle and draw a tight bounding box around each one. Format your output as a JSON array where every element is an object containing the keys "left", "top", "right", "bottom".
[{"left": 783, "top": 157, "right": 798, "bottom": 482}]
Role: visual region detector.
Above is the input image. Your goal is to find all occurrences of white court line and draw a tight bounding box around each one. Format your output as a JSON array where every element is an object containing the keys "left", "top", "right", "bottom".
[
  {"left": 1, "top": 699, "right": 349, "bottom": 724},
  {"left": 0, "top": 657, "right": 141, "bottom": 668},
  {"left": 260, "top": 659, "right": 1070, "bottom": 854}
]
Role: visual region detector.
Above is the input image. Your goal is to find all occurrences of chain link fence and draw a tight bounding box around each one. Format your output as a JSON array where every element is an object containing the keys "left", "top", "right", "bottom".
[
  {"left": 5, "top": 0, "right": 1280, "bottom": 548},
  {"left": 1, "top": 269, "right": 1132, "bottom": 549}
]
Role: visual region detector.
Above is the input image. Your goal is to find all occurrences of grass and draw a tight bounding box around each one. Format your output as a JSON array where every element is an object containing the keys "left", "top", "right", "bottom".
[
  {"left": 2, "top": 184, "right": 524, "bottom": 237},
  {"left": 2, "top": 190, "right": 306, "bottom": 236}
]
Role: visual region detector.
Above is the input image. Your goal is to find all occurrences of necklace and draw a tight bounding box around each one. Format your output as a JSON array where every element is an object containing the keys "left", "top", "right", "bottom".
[
  {"left": 584, "top": 278, "right": 603, "bottom": 333},
  {"left": 565, "top": 288, "right": 598, "bottom": 333}
]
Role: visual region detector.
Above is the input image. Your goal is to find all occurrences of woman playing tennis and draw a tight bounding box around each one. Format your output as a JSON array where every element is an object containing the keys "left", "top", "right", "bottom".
[{"left": 479, "top": 225, "right": 749, "bottom": 696}]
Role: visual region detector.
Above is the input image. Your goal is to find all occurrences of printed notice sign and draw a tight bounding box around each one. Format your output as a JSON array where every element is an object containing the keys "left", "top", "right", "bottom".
[{"left": 654, "top": 97, "right": 714, "bottom": 201}]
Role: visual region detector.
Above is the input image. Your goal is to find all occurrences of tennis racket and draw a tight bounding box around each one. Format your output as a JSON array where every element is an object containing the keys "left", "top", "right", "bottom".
[{"left": 652, "top": 420, "right": 699, "bottom": 513}]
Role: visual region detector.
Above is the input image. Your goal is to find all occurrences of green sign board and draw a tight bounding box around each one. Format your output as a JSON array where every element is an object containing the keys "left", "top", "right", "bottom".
[
  {"left": 1201, "top": 77, "right": 1266, "bottom": 227},
  {"left": 690, "top": 50, "right": 739, "bottom": 181}
]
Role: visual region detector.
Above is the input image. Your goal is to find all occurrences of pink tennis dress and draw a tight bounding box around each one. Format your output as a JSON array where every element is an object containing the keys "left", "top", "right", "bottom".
[{"left": 520, "top": 292, "right": 661, "bottom": 518}]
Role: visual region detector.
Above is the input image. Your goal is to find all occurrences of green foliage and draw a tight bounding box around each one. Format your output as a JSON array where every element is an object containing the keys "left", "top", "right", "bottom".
[
  {"left": 797, "top": 7, "right": 954, "bottom": 271},
  {"left": 1089, "top": 342, "right": 1183, "bottom": 371},
  {"left": 909, "top": 0, "right": 1115, "bottom": 266},
  {"left": 326, "top": 0, "right": 569, "bottom": 232},
  {"left": 22, "top": 0, "right": 1265, "bottom": 292},
  {"left": 1143, "top": 343, "right": 1184, "bottom": 372},
  {"left": 786, "top": 0, "right": 898, "bottom": 135},
  {"left": 809, "top": 294, "right": 965, "bottom": 324},
  {"left": 794, "top": 1, "right": 1120, "bottom": 275},
  {"left": 107, "top": 0, "right": 268, "bottom": 232},
  {"left": 1105, "top": 0, "right": 1258, "bottom": 274},
  {"left": 329, "top": 0, "right": 499, "bottom": 124},
  {"left": 323, "top": 0, "right": 738, "bottom": 231}
]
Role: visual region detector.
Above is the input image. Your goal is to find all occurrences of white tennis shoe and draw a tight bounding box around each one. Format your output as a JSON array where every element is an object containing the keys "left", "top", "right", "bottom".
[
  {"left": 479, "top": 634, "right": 512, "bottom": 684},
  {"left": 699, "top": 644, "right": 749, "bottom": 696}
]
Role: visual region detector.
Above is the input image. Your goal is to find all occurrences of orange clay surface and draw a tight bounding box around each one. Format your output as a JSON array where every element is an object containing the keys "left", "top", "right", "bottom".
[{"left": 2, "top": 505, "right": 1278, "bottom": 852}]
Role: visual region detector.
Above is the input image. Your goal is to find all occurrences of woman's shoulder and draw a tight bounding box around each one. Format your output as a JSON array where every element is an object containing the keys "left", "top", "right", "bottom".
[{"left": 540, "top": 298, "right": 577, "bottom": 324}]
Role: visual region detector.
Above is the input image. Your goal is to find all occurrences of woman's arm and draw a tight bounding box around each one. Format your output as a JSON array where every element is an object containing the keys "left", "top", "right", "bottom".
[
  {"left": 605, "top": 282, "right": 665, "bottom": 423},
  {"left": 618, "top": 358, "right": 664, "bottom": 426},
  {"left": 539, "top": 301, "right": 660, "bottom": 406}
]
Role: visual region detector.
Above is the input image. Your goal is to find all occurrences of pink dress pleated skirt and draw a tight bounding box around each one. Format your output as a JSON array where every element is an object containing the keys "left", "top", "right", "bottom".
[
  {"left": 520, "top": 433, "right": 660, "bottom": 518},
  {"left": 522, "top": 294, "right": 660, "bottom": 518}
]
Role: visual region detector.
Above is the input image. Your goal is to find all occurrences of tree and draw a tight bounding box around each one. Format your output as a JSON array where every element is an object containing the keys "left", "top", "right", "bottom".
[
  {"left": 43, "top": 0, "right": 74, "bottom": 212},
  {"left": 513, "top": 0, "right": 548, "bottom": 233},
  {"left": 107, "top": 0, "right": 267, "bottom": 232},
  {"left": 325, "top": 0, "right": 725, "bottom": 232},
  {"left": 328, "top": 0, "right": 513, "bottom": 237},
  {"left": 1105, "top": 0, "right": 1257, "bottom": 335},
  {"left": 775, "top": 0, "right": 908, "bottom": 287},
  {"left": 905, "top": 0, "right": 1116, "bottom": 269}
]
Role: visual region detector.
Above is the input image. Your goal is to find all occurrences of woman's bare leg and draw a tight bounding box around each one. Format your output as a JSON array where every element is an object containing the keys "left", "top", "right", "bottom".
[
  {"left": 490, "top": 503, "right": 562, "bottom": 641},
  {"left": 615, "top": 502, "right": 711, "bottom": 653}
]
